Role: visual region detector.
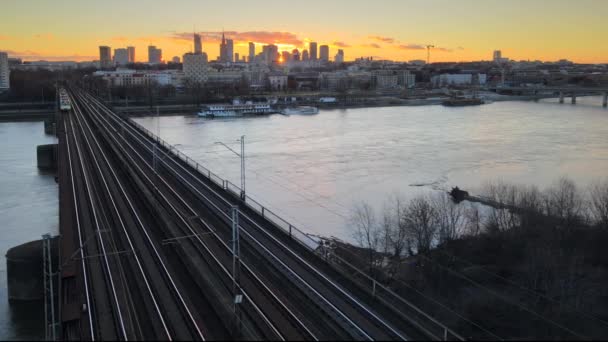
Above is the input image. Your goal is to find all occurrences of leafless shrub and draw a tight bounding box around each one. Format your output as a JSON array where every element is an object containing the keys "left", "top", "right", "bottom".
[
  {"left": 544, "top": 177, "right": 585, "bottom": 229},
  {"left": 589, "top": 179, "right": 608, "bottom": 229}
]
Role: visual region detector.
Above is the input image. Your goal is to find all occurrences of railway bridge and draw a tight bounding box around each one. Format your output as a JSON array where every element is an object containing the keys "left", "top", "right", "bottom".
[
  {"left": 51, "top": 86, "right": 468, "bottom": 341},
  {"left": 488, "top": 86, "right": 608, "bottom": 107}
]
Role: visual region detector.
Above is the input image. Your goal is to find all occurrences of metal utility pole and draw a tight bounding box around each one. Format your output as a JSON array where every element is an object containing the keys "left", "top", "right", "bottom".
[
  {"left": 426, "top": 45, "right": 435, "bottom": 65},
  {"left": 43, "top": 234, "right": 57, "bottom": 341},
  {"left": 215, "top": 136, "right": 246, "bottom": 200},
  {"left": 231, "top": 206, "right": 243, "bottom": 337},
  {"left": 240, "top": 135, "right": 245, "bottom": 200}
]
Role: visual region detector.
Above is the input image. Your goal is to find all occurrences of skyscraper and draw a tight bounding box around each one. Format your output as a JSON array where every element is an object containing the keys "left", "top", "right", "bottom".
[
  {"left": 309, "top": 42, "right": 318, "bottom": 61},
  {"left": 113, "top": 48, "right": 129, "bottom": 66},
  {"left": 493, "top": 50, "right": 502, "bottom": 63},
  {"left": 302, "top": 49, "right": 309, "bottom": 61},
  {"left": 172, "top": 56, "right": 181, "bottom": 63},
  {"left": 0, "top": 52, "right": 9, "bottom": 92},
  {"left": 292, "top": 49, "right": 300, "bottom": 61},
  {"left": 248, "top": 42, "right": 255, "bottom": 63},
  {"left": 148, "top": 46, "right": 162, "bottom": 64},
  {"left": 235, "top": 53, "right": 240, "bottom": 63},
  {"left": 194, "top": 33, "right": 202, "bottom": 54},
  {"left": 127, "top": 46, "right": 135, "bottom": 63},
  {"left": 320, "top": 45, "right": 329, "bottom": 62},
  {"left": 227, "top": 39, "right": 234, "bottom": 63},
  {"left": 335, "top": 49, "right": 344, "bottom": 63},
  {"left": 99, "top": 46, "right": 112, "bottom": 69},
  {"left": 220, "top": 31, "right": 228, "bottom": 62}
]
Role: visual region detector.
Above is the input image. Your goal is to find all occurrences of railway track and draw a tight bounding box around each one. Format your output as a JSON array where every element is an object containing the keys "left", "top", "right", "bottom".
[{"left": 71, "top": 87, "right": 411, "bottom": 341}]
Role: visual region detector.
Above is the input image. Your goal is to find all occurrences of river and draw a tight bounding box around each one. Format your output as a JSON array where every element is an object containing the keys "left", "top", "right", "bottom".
[
  {"left": 134, "top": 96, "right": 608, "bottom": 241},
  {"left": 0, "top": 121, "right": 57, "bottom": 340}
]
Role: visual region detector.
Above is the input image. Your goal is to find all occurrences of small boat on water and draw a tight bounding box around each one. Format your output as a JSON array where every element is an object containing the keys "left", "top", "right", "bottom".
[
  {"left": 280, "top": 106, "right": 319, "bottom": 115},
  {"left": 442, "top": 97, "right": 485, "bottom": 107},
  {"left": 198, "top": 103, "right": 275, "bottom": 117}
]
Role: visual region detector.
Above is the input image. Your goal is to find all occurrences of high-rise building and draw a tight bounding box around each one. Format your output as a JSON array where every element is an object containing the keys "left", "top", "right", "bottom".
[
  {"left": 127, "top": 46, "right": 135, "bottom": 63},
  {"left": 319, "top": 45, "right": 329, "bottom": 62},
  {"left": 281, "top": 51, "right": 291, "bottom": 63},
  {"left": 235, "top": 53, "right": 240, "bottom": 63},
  {"left": 183, "top": 52, "right": 209, "bottom": 83},
  {"left": 262, "top": 45, "right": 279, "bottom": 65},
  {"left": 248, "top": 42, "right": 255, "bottom": 63},
  {"left": 302, "top": 49, "right": 309, "bottom": 61},
  {"left": 0, "top": 52, "right": 9, "bottom": 92},
  {"left": 220, "top": 32, "right": 229, "bottom": 62},
  {"left": 194, "top": 33, "right": 202, "bottom": 54},
  {"left": 99, "top": 46, "right": 112, "bottom": 69},
  {"left": 292, "top": 49, "right": 300, "bottom": 61},
  {"left": 113, "top": 48, "right": 129, "bottom": 66},
  {"left": 309, "top": 42, "right": 318, "bottom": 61},
  {"left": 493, "top": 50, "right": 502, "bottom": 63},
  {"left": 335, "top": 49, "right": 344, "bottom": 63},
  {"left": 148, "top": 46, "right": 162, "bottom": 64},
  {"left": 172, "top": 56, "right": 181, "bottom": 63},
  {"left": 227, "top": 39, "right": 234, "bottom": 63}
]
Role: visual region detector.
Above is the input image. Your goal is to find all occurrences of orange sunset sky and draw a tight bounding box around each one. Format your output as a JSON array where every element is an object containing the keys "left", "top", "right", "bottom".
[{"left": 1, "top": 0, "right": 607, "bottom": 63}]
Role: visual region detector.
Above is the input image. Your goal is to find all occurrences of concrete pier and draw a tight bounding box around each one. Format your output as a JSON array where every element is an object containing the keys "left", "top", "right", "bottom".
[
  {"left": 37, "top": 144, "right": 58, "bottom": 170},
  {"left": 571, "top": 94, "right": 577, "bottom": 104},
  {"left": 6, "top": 237, "right": 59, "bottom": 301},
  {"left": 603, "top": 92, "right": 607, "bottom": 107},
  {"left": 559, "top": 92, "right": 564, "bottom": 104}
]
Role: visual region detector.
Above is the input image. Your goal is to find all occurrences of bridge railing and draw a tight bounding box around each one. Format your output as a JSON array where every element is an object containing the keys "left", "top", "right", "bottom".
[{"left": 128, "top": 118, "right": 466, "bottom": 341}]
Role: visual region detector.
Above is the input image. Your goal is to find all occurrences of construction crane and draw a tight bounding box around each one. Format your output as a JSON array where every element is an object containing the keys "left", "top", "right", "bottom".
[{"left": 426, "top": 45, "right": 435, "bottom": 65}]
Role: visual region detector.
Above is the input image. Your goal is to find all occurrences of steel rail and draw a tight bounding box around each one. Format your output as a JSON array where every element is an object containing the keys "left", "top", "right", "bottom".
[
  {"left": 67, "top": 111, "right": 129, "bottom": 340},
  {"left": 79, "top": 89, "right": 395, "bottom": 340},
  {"left": 63, "top": 118, "right": 96, "bottom": 341},
  {"left": 70, "top": 90, "right": 206, "bottom": 341},
  {"left": 70, "top": 94, "right": 176, "bottom": 340},
  {"left": 75, "top": 89, "right": 289, "bottom": 341}
]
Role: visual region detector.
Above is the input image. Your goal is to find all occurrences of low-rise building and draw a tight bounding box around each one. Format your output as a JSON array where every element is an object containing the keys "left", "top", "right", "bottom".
[
  {"left": 0, "top": 52, "right": 9, "bottom": 92},
  {"left": 269, "top": 73, "right": 288, "bottom": 91},
  {"left": 431, "top": 73, "right": 487, "bottom": 87}
]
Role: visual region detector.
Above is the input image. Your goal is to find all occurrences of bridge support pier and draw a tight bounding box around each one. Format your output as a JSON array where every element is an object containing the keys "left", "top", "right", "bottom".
[
  {"left": 571, "top": 94, "right": 577, "bottom": 104},
  {"left": 603, "top": 92, "right": 607, "bottom": 108},
  {"left": 559, "top": 92, "right": 564, "bottom": 104}
]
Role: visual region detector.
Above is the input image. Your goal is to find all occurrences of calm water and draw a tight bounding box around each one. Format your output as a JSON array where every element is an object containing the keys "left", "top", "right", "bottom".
[
  {"left": 135, "top": 97, "right": 608, "bottom": 241},
  {"left": 0, "top": 122, "right": 57, "bottom": 341}
]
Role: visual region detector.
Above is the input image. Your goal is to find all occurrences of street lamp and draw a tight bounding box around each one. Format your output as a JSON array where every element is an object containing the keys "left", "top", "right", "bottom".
[{"left": 215, "top": 136, "right": 246, "bottom": 200}]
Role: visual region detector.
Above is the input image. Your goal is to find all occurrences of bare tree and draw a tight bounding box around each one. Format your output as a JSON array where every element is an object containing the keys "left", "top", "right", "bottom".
[
  {"left": 483, "top": 181, "right": 520, "bottom": 233},
  {"left": 404, "top": 196, "right": 438, "bottom": 254},
  {"left": 433, "top": 193, "right": 466, "bottom": 244},
  {"left": 589, "top": 179, "right": 608, "bottom": 229},
  {"left": 464, "top": 203, "right": 483, "bottom": 237},
  {"left": 350, "top": 202, "right": 380, "bottom": 276},
  {"left": 544, "top": 177, "right": 585, "bottom": 229}
]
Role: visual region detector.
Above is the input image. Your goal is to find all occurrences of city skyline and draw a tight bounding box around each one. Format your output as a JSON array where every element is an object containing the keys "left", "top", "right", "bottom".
[{"left": 1, "top": 0, "right": 607, "bottom": 63}]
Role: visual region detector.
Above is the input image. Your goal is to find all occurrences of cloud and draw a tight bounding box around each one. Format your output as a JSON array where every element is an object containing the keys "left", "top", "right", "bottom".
[
  {"left": 436, "top": 47, "right": 454, "bottom": 52},
  {"left": 34, "top": 33, "right": 54, "bottom": 40},
  {"left": 3, "top": 49, "right": 96, "bottom": 62},
  {"left": 361, "top": 43, "right": 381, "bottom": 49},
  {"left": 172, "top": 31, "right": 303, "bottom": 46},
  {"left": 332, "top": 41, "right": 351, "bottom": 48},
  {"left": 399, "top": 44, "right": 426, "bottom": 50},
  {"left": 112, "top": 36, "right": 129, "bottom": 42},
  {"left": 369, "top": 35, "right": 395, "bottom": 44}
]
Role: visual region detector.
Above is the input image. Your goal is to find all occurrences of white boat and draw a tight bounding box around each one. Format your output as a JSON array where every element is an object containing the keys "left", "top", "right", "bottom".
[
  {"left": 280, "top": 106, "right": 319, "bottom": 115},
  {"left": 198, "top": 103, "right": 275, "bottom": 117}
]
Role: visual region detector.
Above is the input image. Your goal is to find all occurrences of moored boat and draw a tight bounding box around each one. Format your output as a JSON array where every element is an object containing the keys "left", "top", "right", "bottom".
[
  {"left": 198, "top": 103, "right": 275, "bottom": 117},
  {"left": 280, "top": 106, "right": 319, "bottom": 115}
]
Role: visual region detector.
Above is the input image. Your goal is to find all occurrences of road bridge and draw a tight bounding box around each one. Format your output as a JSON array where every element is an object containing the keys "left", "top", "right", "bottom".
[{"left": 54, "top": 86, "right": 471, "bottom": 341}]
